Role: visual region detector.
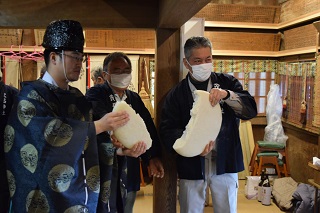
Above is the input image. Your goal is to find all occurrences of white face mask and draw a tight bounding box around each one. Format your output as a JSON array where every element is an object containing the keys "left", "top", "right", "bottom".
[
  {"left": 186, "top": 60, "right": 212, "bottom": 82},
  {"left": 109, "top": 73, "right": 132, "bottom": 88}
]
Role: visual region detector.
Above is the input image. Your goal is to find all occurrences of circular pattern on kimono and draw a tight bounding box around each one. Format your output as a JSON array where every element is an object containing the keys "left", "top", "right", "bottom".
[
  {"left": 20, "top": 144, "right": 38, "bottom": 173},
  {"left": 6, "top": 170, "right": 16, "bottom": 197},
  {"left": 26, "top": 190, "right": 49, "bottom": 213},
  {"left": 17, "top": 100, "right": 36, "bottom": 127},
  {"left": 68, "top": 104, "right": 84, "bottom": 121},
  {"left": 27, "top": 90, "right": 45, "bottom": 102},
  {"left": 4, "top": 125, "right": 14, "bottom": 153},
  {"left": 100, "top": 180, "right": 111, "bottom": 203},
  {"left": 86, "top": 165, "right": 100, "bottom": 193},
  {"left": 64, "top": 205, "right": 89, "bottom": 213},
  {"left": 48, "top": 164, "right": 75, "bottom": 192},
  {"left": 99, "top": 143, "right": 115, "bottom": 166},
  {"left": 44, "top": 119, "right": 73, "bottom": 147}
]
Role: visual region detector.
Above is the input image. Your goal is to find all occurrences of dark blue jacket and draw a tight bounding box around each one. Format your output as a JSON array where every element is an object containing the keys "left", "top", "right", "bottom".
[
  {"left": 86, "top": 82, "right": 161, "bottom": 193},
  {"left": 160, "top": 73, "right": 257, "bottom": 180}
]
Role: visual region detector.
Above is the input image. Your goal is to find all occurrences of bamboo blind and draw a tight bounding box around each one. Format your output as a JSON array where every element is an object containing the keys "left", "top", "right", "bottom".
[
  {"left": 278, "top": 61, "right": 317, "bottom": 130},
  {"left": 313, "top": 56, "right": 320, "bottom": 127}
]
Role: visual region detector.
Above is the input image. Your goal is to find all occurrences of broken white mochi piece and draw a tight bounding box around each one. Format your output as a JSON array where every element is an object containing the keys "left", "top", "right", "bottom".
[
  {"left": 112, "top": 101, "right": 152, "bottom": 149},
  {"left": 173, "top": 90, "right": 222, "bottom": 157}
]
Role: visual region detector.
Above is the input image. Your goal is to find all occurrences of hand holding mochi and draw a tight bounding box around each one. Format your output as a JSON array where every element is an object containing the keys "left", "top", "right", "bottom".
[
  {"left": 173, "top": 90, "right": 222, "bottom": 157},
  {"left": 112, "top": 101, "right": 152, "bottom": 149}
]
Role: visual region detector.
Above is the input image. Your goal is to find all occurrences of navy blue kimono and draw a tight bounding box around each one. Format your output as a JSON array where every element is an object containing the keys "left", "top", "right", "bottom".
[
  {"left": 0, "top": 81, "right": 18, "bottom": 212},
  {"left": 4, "top": 80, "right": 100, "bottom": 212}
]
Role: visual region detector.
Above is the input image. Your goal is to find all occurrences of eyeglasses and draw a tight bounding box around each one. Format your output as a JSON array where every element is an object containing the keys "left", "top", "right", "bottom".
[{"left": 58, "top": 53, "right": 87, "bottom": 63}]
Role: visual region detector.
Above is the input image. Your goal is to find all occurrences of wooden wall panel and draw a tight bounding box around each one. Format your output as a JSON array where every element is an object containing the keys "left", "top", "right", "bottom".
[
  {"left": 21, "top": 29, "right": 35, "bottom": 46},
  {"left": 283, "top": 24, "right": 317, "bottom": 50},
  {"left": 283, "top": 124, "right": 318, "bottom": 183},
  {"left": 21, "top": 60, "right": 37, "bottom": 82},
  {"left": 205, "top": 31, "right": 281, "bottom": 51},
  {"left": 195, "top": 3, "right": 280, "bottom": 23},
  {"left": 280, "top": 0, "right": 320, "bottom": 23},
  {"left": 85, "top": 30, "right": 155, "bottom": 49},
  {"left": 0, "top": 29, "right": 22, "bottom": 46}
]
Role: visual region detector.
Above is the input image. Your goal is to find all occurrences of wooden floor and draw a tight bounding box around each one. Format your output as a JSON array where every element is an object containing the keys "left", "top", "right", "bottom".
[{"left": 133, "top": 179, "right": 283, "bottom": 213}]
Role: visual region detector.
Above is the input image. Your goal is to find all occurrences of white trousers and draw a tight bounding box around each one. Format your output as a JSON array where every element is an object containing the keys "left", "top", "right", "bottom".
[{"left": 178, "top": 153, "right": 238, "bottom": 213}]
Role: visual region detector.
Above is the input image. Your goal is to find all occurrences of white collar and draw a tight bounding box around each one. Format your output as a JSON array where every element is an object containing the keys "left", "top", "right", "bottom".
[{"left": 42, "top": 72, "right": 69, "bottom": 90}]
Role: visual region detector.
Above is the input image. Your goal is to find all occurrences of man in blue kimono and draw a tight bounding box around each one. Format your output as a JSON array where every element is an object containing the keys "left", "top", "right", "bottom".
[{"left": 4, "top": 20, "right": 129, "bottom": 212}]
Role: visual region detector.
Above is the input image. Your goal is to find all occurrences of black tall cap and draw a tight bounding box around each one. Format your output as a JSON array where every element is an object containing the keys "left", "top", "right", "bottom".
[{"left": 42, "top": 20, "right": 84, "bottom": 53}]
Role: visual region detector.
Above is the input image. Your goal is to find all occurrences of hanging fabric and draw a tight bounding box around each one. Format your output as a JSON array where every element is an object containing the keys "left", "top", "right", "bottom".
[
  {"left": 282, "top": 63, "right": 289, "bottom": 119},
  {"left": 299, "top": 65, "right": 307, "bottom": 124}
]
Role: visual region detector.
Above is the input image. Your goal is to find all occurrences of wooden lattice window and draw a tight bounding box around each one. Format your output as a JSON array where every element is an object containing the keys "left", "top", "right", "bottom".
[{"left": 216, "top": 60, "right": 277, "bottom": 115}]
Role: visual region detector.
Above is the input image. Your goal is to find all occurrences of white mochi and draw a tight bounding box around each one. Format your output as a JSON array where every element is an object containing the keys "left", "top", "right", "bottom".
[
  {"left": 112, "top": 101, "right": 152, "bottom": 149},
  {"left": 173, "top": 90, "right": 222, "bottom": 157}
]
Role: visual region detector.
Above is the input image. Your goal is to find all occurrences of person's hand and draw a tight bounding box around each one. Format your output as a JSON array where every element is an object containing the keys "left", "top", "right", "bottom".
[
  {"left": 122, "top": 141, "right": 147, "bottom": 158},
  {"left": 209, "top": 88, "right": 228, "bottom": 106},
  {"left": 200, "top": 141, "right": 215, "bottom": 156},
  {"left": 95, "top": 111, "right": 129, "bottom": 134},
  {"left": 149, "top": 157, "right": 164, "bottom": 178},
  {"left": 110, "top": 134, "right": 124, "bottom": 149}
]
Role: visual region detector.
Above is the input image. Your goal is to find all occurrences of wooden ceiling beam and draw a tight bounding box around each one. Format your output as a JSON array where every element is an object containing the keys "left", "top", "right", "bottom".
[
  {"left": 158, "top": 0, "right": 210, "bottom": 28},
  {"left": 0, "top": 0, "right": 158, "bottom": 29}
]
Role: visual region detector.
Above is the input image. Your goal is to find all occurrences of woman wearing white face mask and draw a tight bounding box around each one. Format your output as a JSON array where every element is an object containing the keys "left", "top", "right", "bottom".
[
  {"left": 160, "top": 36, "right": 257, "bottom": 213},
  {"left": 86, "top": 52, "right": 164, "bottom": 213}
]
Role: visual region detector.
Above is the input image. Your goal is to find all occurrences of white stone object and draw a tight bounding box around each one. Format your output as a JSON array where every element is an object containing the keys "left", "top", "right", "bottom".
[
  {"left": 112, "top": 101, "right": 152, "bottom": 149},
  {"left": 173, "top": 90, "right": 222, "bottom": 157}
]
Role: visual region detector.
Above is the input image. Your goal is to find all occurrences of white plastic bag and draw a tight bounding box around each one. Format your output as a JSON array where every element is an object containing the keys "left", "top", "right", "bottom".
[
  {"left": 264, "top": 84, "right": 288, "bottom": 145},
  {"left": 245, "top": 176, "right": 260, "bottom": 200}
]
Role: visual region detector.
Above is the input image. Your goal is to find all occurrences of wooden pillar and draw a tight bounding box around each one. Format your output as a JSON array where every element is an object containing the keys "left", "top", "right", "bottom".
[{"left": 153, "top": 28, "right": 180, "bottom": 213}]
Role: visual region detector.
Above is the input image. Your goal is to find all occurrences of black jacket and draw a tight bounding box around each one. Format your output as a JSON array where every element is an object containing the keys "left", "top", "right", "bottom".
[
  {"left": 160, "top": 73, "right": 257, "bottom": 179},
  {"left": 86, "top": 82, "right": 161, "bottom": 192}
]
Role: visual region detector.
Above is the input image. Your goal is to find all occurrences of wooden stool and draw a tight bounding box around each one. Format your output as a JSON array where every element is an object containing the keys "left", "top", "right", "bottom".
[
  {"left": 254, "top": 152, "right": 281, "bottom": 177},
  {"left": 249, "top": 141, "right": 289, "bottom": 177}
]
